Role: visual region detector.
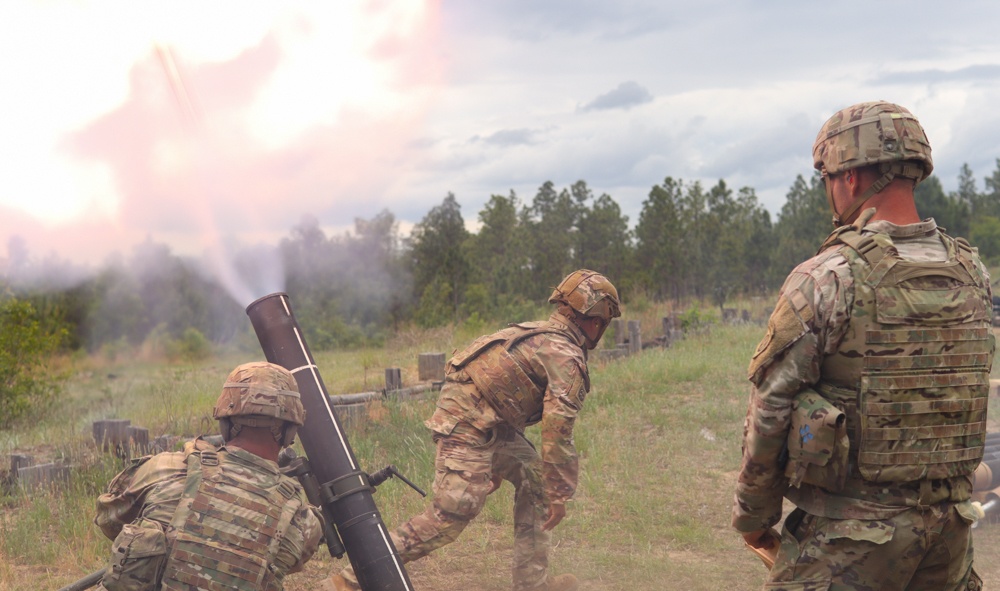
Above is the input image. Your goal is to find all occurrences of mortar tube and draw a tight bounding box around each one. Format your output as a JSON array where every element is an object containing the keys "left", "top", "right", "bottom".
[{"left": 246, "top": 293, "right": 413, "bottom": 591}]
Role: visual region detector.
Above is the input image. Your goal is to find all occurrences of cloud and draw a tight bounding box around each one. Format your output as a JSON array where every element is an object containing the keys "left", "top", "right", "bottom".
[
  {"left": 444, "top": 2, "right": 698, "bottom": 43},
  {"left": 471, "top": 128, "right": 541, "bottom": 146},
  {"left": 871, "top": 64, "right": 1000, "bottom": 86},
  {"left": 581, "top": 81, "right": 654, "bottom": 112}
]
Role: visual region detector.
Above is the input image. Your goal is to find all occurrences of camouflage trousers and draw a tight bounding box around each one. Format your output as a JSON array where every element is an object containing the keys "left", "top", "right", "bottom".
[
  {"left": 339, "top": 422, "right": 551, "bottom": 591},
  {"left": 764, "top": 502, "right": 981, "bottom": 591}
]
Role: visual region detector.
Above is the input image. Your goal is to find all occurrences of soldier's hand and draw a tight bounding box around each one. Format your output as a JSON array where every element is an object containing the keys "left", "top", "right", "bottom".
[
  {"left": 742, "top": 529, "right": 771, "bottom": 548},
  {"left": 742, "top": 528, "right": 780, "bottom": 569},
  {"left": 486, "top": 473, "right": 503, "bottom": 495},
  {"left": 542, "top": 503, "right": 566, "bottom": 531}
]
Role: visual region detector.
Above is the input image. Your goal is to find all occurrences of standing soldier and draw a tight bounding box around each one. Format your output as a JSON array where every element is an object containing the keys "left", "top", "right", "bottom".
[
  {"left": 733, "top": 101, "right": 994, "bottom": 590},
  {"left": 94, "top": 362, "right": 323, "bottom": 591},
  {"left": 324, "top": 270, "right": 621, "bottom": 591}
]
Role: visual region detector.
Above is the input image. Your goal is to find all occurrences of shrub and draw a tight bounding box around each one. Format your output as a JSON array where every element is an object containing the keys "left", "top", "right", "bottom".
[
  {"left": 0, "top": 297, "right": 67, "bottom": 426},
  {"left": 678, "top": 306, "right": 716, "bottom": 331},
  {"left": 167, "top": 327, "right": 213, "bottom": 362}
]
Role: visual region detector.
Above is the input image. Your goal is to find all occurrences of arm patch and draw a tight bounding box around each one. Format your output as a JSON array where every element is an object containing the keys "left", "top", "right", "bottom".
[
  {"left": 565, "top": 365, "right": 588, "bottom": 410},
  {"left": 747, "top": 293, "right": 812, "bottom": 384}
]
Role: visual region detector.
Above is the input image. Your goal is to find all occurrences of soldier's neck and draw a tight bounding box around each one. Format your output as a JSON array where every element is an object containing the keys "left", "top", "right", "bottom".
[{"left": 226, "top": 429, "right": 281, "bottom": 462}]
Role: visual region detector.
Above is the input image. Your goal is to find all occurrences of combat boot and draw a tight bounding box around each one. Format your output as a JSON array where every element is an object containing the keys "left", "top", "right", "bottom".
[
  {"left": 319, "top": 573, "right": 360, "bottom": 591},
  {"left": 537, "top": 573, "right": 578, "bottom": 591}
]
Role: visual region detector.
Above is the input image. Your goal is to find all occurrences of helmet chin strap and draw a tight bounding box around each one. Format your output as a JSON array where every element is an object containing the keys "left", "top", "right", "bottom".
[
  {"left": 829, "top": 161, "right": 923, "bottom": 226},
  {"left": 572, "top": 314, "right": 607, "bottom": 349},
  {"left": 824, "top": 177, "right": 840, "bottom": 227},
  {"left": 833, "top": 169, "right": 896, "bottom": 226}
]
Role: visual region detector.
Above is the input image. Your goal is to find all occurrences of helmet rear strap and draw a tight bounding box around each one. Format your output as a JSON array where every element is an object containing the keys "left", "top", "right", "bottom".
[{"left": 229, "top": 416, "right": 287, "bottom": 446}]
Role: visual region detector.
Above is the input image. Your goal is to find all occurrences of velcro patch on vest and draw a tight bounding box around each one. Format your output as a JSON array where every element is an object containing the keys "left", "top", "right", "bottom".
[
  {"left": 748, "top": 293, "right": 812, "bottom": 385},
  {"left": 167, "top": 533, "right": 271, "bottom": 590}
]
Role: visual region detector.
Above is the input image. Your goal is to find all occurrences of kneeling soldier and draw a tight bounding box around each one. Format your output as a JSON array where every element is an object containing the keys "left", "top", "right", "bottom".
[{"left": 94, "top": 361, "right": 323, "bottom": 591}]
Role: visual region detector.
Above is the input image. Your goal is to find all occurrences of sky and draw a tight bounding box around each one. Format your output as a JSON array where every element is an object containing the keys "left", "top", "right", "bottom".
[{"left": 3, "top": 1, "right": 1000, "bottom": 282}]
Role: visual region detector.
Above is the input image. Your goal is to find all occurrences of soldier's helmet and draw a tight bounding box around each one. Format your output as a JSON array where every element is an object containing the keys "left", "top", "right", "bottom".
[
  {"left": 548, "top": 269, "right": 622, "bottom": 322},
  {"left": 812, "top": 100, "right": 932, "bottom": 182},
  {"left": 214, "top": 361, "right": 305, "bottom": 448},
  {"left": 812, "top": 101, "right": 932, "bottom": 225}
]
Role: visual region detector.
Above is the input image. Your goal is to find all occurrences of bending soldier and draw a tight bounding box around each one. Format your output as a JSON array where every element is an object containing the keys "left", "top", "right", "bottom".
[
  {"left": 324, "top": 269, "right": 621, "bottom": 591},
  {"left": 94, "top": 361, "right": 323, "bottom": 591},
  {"left": 733, "top": 101, "right": 994, "bottom": 590}
]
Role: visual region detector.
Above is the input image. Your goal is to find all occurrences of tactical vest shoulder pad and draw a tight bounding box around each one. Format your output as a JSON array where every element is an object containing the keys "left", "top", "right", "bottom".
[
  {"left": 509, "top": 320, "right": 550, "bottom": 330},
  {"left": 449, "top": 321, "right": 577, "bottom": 370},
  {"left": 817, "top": 224, "right": 860, "bottom": 255},
  {"left": 948, "top": 233, "right": 989, "bottom": 286},
  {"left": 832, "top": 228, "right": 895, "bottom": 266},
  {"left": 448, "top": 331, "right": 514, "bottom": 370}
]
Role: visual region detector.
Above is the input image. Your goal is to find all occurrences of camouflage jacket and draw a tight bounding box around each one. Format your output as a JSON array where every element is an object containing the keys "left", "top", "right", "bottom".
[
  {"left": 732, "top": 219, "right": 992, "bottom": 533},
  {"left": 95, "top": 440, "right": 322, "bottom": 581},
  {"left": 428, "top": 311, "right": 591, "bottom": 504}
]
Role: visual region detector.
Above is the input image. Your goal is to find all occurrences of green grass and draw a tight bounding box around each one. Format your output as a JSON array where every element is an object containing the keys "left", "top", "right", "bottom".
[{"left": 2, "top": 319, "right": 999, "bottom": 591}]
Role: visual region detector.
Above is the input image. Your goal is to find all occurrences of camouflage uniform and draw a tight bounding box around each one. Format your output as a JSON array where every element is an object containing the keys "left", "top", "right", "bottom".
[
  {"left": 95, "top": 438, "right": 322, "bottom": 591},
  {"left": 337, "top": 310, "right": 592, "bottom": 591},
  {"left": 733, "top": 218, "right": 993, "bottom": 591}
]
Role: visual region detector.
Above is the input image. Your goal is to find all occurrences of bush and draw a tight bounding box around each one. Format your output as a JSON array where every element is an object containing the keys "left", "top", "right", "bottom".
[
  {"left": 0, "top": 296, "right": 67, "bottom": 426},
  {"left": 678, "top": 306, "right": 716, "bottom": 331},
  {"left": 137, "top": 324, "right": 213, "bottom": 362},
  {"left": 167, "top": 327, "right": 213, "bottom": 362}
]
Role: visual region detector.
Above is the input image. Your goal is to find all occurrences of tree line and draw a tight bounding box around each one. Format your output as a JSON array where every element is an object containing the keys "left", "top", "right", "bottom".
[{"left": 5, "top": 160, "right": 1000, "bottom": 361}]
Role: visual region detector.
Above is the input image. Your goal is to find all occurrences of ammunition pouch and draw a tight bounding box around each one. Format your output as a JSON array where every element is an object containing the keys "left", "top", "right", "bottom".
[
  {"left": 784, "top": 388, "right": 849, "bottom": 491},
  {"left": 102, "top": 520, "right": 168, "bottom": 591}
]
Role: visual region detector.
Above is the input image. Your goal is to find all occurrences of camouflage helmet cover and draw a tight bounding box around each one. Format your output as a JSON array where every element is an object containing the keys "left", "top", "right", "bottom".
[
  {"left": 812, "top": 100, "right": 932, "bottom": 182},
  {"left": 214, "top": 361, "right": 305, "bottom": 446},
  {"left": 548, "top": 269, "right": 622, "bottom": 322}
]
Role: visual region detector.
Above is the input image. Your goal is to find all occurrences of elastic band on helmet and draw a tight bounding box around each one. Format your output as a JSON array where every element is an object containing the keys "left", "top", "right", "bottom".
[
  {"left": 822, "top": 110, "right": 917, "bottom": 141},
  {"left": 222, "top": 383, "right": 300, "bottom": 399},
  {"left": 551, "top": 270, "right": 595, "bottom": 302}
]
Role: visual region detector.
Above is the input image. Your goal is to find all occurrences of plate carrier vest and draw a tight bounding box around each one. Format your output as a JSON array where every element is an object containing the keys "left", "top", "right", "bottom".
[
  {"left": 447, "top": 320, "right": 587, "bottom": 431},
  {"left": 159, "top": 449, "right": 303, "bottom": 591},
  {"left": 816, "top": 227, "right": 994, "bottom": 483}
]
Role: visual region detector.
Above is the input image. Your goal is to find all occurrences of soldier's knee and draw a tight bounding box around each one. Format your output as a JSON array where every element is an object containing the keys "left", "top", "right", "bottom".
[{"left": 433, "top": 468, "right": 492, "bottom": 519}]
